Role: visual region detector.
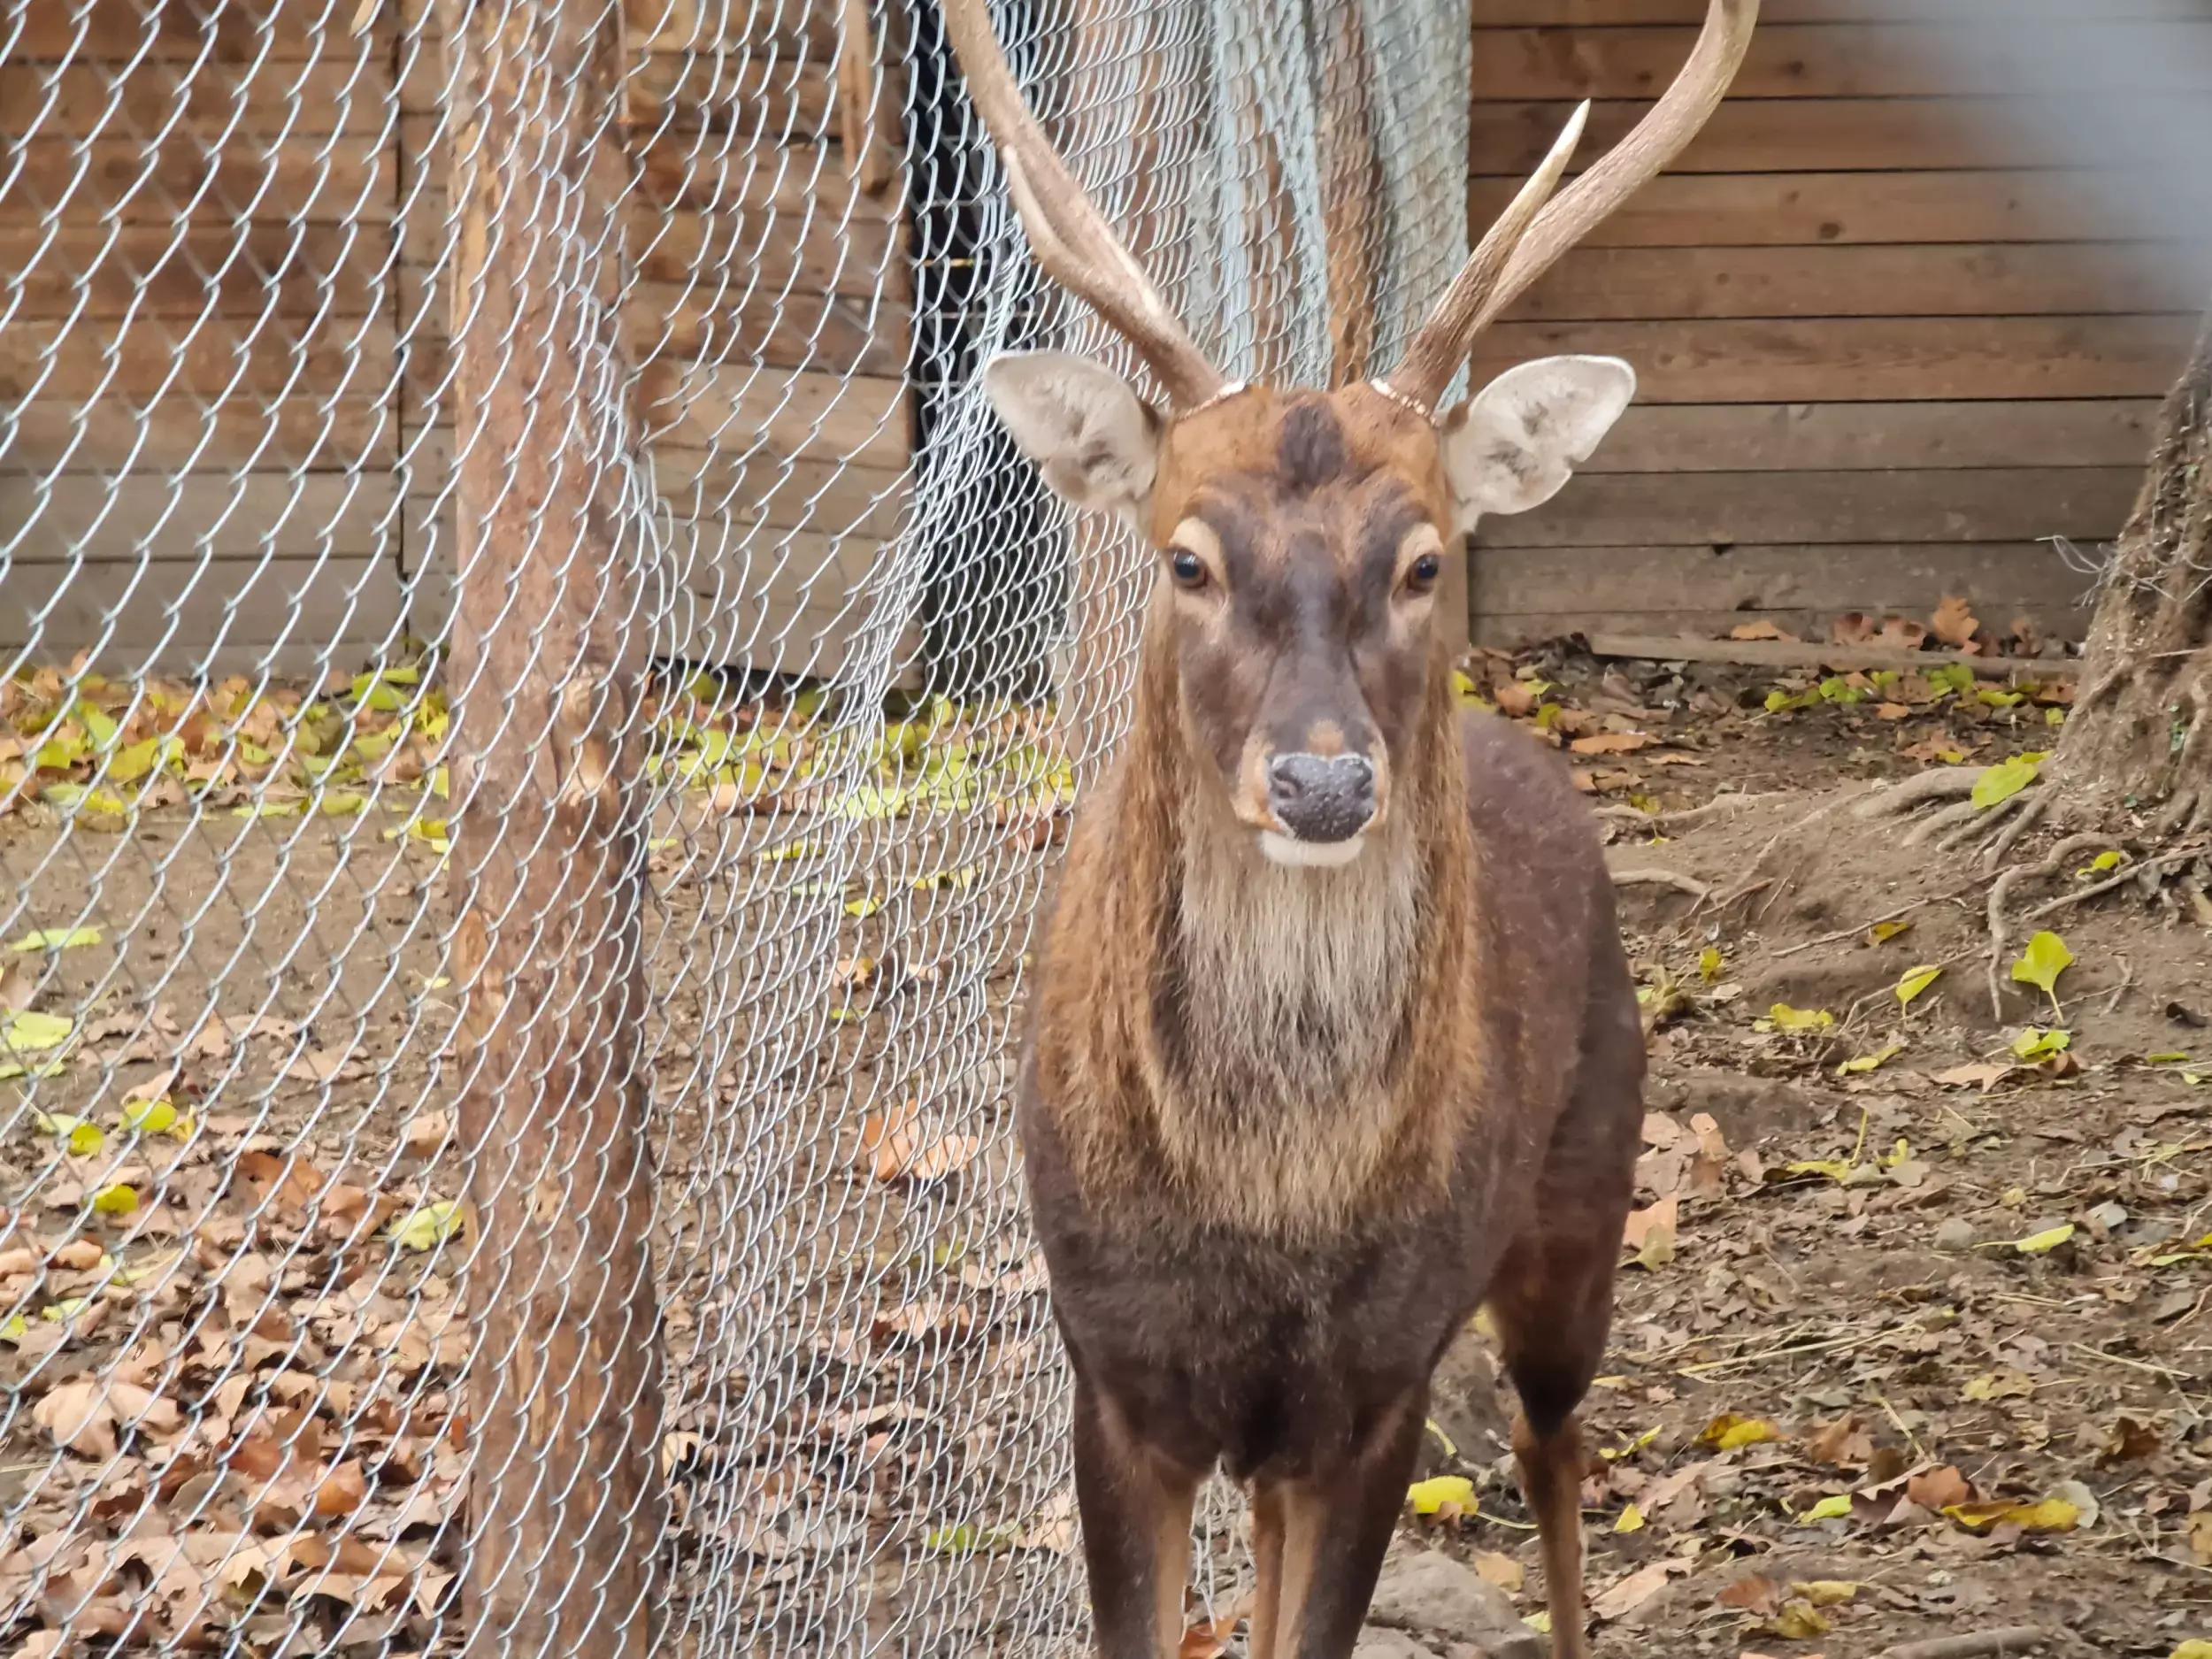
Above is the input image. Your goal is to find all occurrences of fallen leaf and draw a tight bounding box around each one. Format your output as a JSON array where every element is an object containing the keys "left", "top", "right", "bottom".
[
  {"left": 1907, "top": 1465, "right": 1974, "bottom": 1509},
  {"left": 1615, "top": 1503, "right": 1646, "bottom": 1534},
  {"left": 1798, "top": 1494, "right": 1854, "bottom": 1523},
  {"left": 1895, "top": 964, "right": 1943, "bottom": 1008},
  {"left": 2010, "top": 1026, "right": 2071, "bottom": 1060},
  {"left": 2009, "top": 931, "right": 2075, "bottom": 1015},
  {"left": 1931, "top": 595, "right": 1979, "bottom": 647},
  {"left": 1472, "top": 1550, "right": 1525, "bottom": 1593},
  {"left": 1621, "top": 1195, "right": 1678, "bottom": 1271},
  {"left": 1730, "top": 621, "right": 1792, "bottom": 641},
  {"left": 1758, "top": 1003, "right": 1835, "bottom": 1033},
  {"left": 1943, "top": 1495, "right": 2081, "bottom": 1535},
  {"left": 1407, "top": 1475, "right": 1476, "bottom": 1517},
  {"left": 1973, "top": 752, "right": 2047, "bottom": 810},
  {"left": 3, "top": 1010, "right": 74, "bottom": 1054},
  {"left": 856, "top": 1102, "right": 980, "bottom": 1184},
  {"left": 1699, "top": 1414, "right": 1782, "bottom": 1452},
  {"left": 1591, "top": 1556, "right": 1693, "bottom": 1622},
  {"left": 1571, "top": 732, "right": 1656, "bottom": 756},
  {"left": 1838, "top": 1042, "right": 1903, "bottom": 1077},
  {"left": 2006, "top": 1223, "right": 2076, "bottom": 1256},
  {"left": 34, "top": 1379, "right": 117, "bottom": 1457},
  {"left": 390, "top": 1201, "right": 465, "bottom": 1252},
  {"left": 12, "top": 926, "right": 103, "bottom": 951},
  {"left": 1769, "top": 1601, "right": 1832, "bottom": 1640},
  {"left": 1932, "top": 1061, "right": 2014, "bottom": 1091}
]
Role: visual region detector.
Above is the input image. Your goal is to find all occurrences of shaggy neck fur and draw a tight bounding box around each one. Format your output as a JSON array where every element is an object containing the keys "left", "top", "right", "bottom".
[{"left": 1057, "top": 622, "right": 1474, "bottom": 1237}]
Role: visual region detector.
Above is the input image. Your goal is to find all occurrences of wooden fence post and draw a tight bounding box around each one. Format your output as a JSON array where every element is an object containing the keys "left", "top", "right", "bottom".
[{"left": 439, "top": 0, "right": 665, "bottom": 1653}]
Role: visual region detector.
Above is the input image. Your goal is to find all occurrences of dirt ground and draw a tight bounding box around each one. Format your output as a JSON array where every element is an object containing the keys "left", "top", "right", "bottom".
[
  {"left": 3, "top": 643, "right": 2209, "bottom": 1657},
  {"left": 1399, "top": 643, "right": 2212, "bottom": 1659}
]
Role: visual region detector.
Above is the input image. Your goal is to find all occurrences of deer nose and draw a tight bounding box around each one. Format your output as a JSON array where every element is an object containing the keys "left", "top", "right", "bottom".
[{"left": 1266, "top": 753, "right": 1377, "bottom": 843}]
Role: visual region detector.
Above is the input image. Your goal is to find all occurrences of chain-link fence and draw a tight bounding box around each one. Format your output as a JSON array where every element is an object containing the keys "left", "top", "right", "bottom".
[{"left": 0, "top": 0, "right": 1469, "bottom": 1651}]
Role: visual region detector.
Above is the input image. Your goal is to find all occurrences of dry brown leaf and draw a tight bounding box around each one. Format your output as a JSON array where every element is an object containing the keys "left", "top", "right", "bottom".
[
  {"left": 281, "top": 1046, "right": 349, "bottom": 1084},
  {"left": 1472, "top": 1549, "right": 1525, "bottom": 1593},
  {"left": 1907, "top": 1463, "right": 1974, "bottom": 1510},
  {"left": 403, "top": 1110, "right": 452, "bottom": 1153},
  {"left": 1875, "top": 702, "right": 1914, "bottom": 721},
  {"left": 1931, "top": 1061, "right": 2013, "bottom": 1091},
  {"left": 1493, "top": 680, "right": 1541, "bottom": 718},
  {"left": 1621, "top": 1195, "right": 1678, "bottom": 1269},
  {"left": 35, "top": 1380, "right": 117, "bottom": 1458},
  {"left": 1930, "top": 595, "right": 1979, "bottom": 649},
  {"left": 1717, "top": 1574, "right": 1784, "bottom": 1615},
  {"left": 1728, "top": 621, "right": 1796, "bottom": 642},
  {"left": 1570, "top": 732, "right": 1657, "bottom": 757},
  {"left": 1805, "top": 1414, "right": 1873, "bottom": 1468},
  {"left": 1591, "top": 1555, "right": 1693, "bottom": 1623},
  {"left": 1878, "top": 616, "right": 1928, "bottom": 649},
  {"left": 1830, "top": 612, "right": 1875, "bottom": 646},
  {"left": 855, "top": 1103, "right": 980, "bottom": 1184}
]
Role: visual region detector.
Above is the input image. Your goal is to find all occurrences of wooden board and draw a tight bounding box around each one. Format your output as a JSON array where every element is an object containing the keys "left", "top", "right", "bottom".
[
  {"left": 1467, "top": 169, "right": 2156, "bottom": 247},
  {"left": 1471, "top": 605, "right": 2091, "bottom": 649},
  {"left": 1, "top": 474, "right": 396, "bottom": 566},
  {"left": 1474, "top": 467, "right": 2141, "bottom": 549},
  {"left": 620, "top": 55, "right": 834, "bottom": 138},
  {"left": 1, "top": 556, "right": 411, "bottom": 672},
  {"left": 1, "top": 317, "right": 397, "bottom": 402},
  {"left": 1467, "top": 541, "right": 2097, "bottom": 618},
  {"left": 649, "top": 450, "right": 910, "bottom": 537},
  {"left": 0, "top": 61, "right": 394, "bottom": 136},
  {"left": 1582, "top": 401, "right": 2162, "bottom": 473},
  {"left": 6, "top": 0, "right": 383, "bottom": 62},
  {"left": 1, "top": 224, "right": 392, "bottom": 319},
  {"left": 1469, "top": 316, "right": 2198, "bottom": 403},
  {"left": 7, "top": 134, "right": 392, "bottom": 223},
  {"left": 1471, "top": 23, "right": 2212, "bottom": 100},
  {"left": 656, "top": 518, "right": 902, "bottom": 679},
  {"left": 4, "top": 398, "right": 397, "bottom": 474},
  {"left": 1504, "top": 242, "right": 2210, "bottom": 320},
  {"left": 636, "top": 363, "right": 910, "bottom": 473}
]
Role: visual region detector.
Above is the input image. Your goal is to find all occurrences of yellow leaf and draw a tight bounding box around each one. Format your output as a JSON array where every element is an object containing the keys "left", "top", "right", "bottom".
[
  {"left": 1972, "top": 751, "right": 2047, "bottom": 810},
  {"left": 1837, "top": 1041, "right": 1903, "bottom": 1077},
  {"left": 2076, "top": 849, "right": 2124, "bottom": 879},
  {"left": 1868, "top": 919, "right": 1914, "bottom": 944},
  {"left": 3, "top": 1010, "right": 74, "bottom": 1054},
  {"left": 1895, "top": 964, "right": 1943, "bottom": 1007},
  {"left": 1525, "top": 1611, "right": 1552, "bottom": 1635},
  {"left": 1698, "top": 1414, "right": 1781, "bottom": 1452},
  {"left": 2010, "top": 1026, "right": 2070, "bottom": 1060},
  {"left": 33, "top": 1111, "right": 105, "bottom": 1156},
  {"left": 92, "top": 1183, "right": 138, "bottom": 1215},
  {"left": 2009, "top": 930, "right": 2075, "bottom": 1013},
  {"left": 1699, "top": 946, "right": 1724, "bottom": 983},
  {"left": 844, "top": 896, "right": 883, "bottom": 919},
  {"left": 1770, "top": 1601, "right": 1833, "bottom": 1640},
  {"left": 2010, "top": 1224, "right": 2076, "bottom": 1256},
  {"left": 1942, "top": 1496, "right": 2080, "bottom": 1535},
  {"left": 1758, "top": 1003, "right": 1834, "bottom": 1033},
  {"left": 1407, "top": 1476, "right": 1477, "bottom": 1517},
  {"left": 760, "top": 841, "right": 823, "bottom": 863},
  {"left": 0, "top": 1312, "right": 27, "bottom": 1344},
  {"left": 1799, "top": 1494, "right": 1853, "bottom": 1523},
  {"left": 2170, "top": 1644, "right": 2212, "bottom": 1659},
  {"left": 1614, "top": 1503, "right": 1646, "bottom": 1534},
  {"left": 390, "top": 1201, "right": 465, "bottom": 1252},
  {"left": 42, "top": 1297, "right": 89, "bottom": 1323},
  {"left": 1793, "top": 1580, "right": 1859, "bottom": 1607},
  {"left": 11, "top": 926, "right": 102, "bottom": 951},
  {"left": 121, "top": 1098, "right": 179, "bottom": 1135}
]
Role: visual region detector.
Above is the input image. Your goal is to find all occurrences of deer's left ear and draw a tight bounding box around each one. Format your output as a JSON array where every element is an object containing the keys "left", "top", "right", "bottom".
[{"left": 1439, "top": 355, "right": 1635, "bottom": 533}]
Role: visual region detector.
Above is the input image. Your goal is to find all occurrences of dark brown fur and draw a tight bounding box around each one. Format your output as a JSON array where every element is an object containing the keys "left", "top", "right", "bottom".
[{"left": 1020, "top": 386, "right": 1643, "bottom": 1658}]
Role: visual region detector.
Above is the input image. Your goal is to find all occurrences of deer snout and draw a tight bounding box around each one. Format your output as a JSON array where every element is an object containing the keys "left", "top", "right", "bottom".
[{"left": 1266, "top": 752, "right": 1377, "bottom": 844}]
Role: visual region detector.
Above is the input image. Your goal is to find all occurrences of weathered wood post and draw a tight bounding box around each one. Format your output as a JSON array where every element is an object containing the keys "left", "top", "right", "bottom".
[{"left": 439, "top": 0, "right": 665, "bottom": 1652}]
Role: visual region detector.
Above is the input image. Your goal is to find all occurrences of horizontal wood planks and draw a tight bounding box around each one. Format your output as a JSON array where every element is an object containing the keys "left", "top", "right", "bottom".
[
  {"left": 1467, "top": 0, "right": 2202, "bottom": 645},
  {"left": 1, "top": 0, "right": 917, "bottom": 677}
]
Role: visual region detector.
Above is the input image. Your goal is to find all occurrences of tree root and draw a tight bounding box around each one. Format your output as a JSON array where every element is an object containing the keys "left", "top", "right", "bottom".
[
  {"left": 1611, "top": 867, "right": 1712, "bottom": 901},
  {"left": 1596, "top": 792, "right": 1786, "bottom": 836}
]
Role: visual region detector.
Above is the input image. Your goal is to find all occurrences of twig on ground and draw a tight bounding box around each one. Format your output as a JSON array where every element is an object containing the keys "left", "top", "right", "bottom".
[
  {"left": 2102, "top": 956, "right": 2135, "bottom": 1014},
  {"left": 2022, "top": 845, "right": 2209, "bottom": 920},
  {"left": 1770, "top": 898, "right": 1935, "bottom": 958},
  {"left": 1611, "top": 867, "right": 1711, "bottom": 901},
  {"left": 1878, "top": 1629, "right": 2054, "bottom": 1659},
  {"left": 1595, "top": 792, "right": 1786, "bottom": 834}
]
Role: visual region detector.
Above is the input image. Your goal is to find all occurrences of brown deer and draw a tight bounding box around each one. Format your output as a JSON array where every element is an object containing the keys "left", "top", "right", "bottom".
[{"left": 940, "top": 3, "right": 1756, "bottom": 1655}]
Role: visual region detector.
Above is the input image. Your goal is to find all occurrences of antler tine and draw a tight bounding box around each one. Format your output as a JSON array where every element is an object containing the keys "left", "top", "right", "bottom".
[
  {"left": 941, "top": 0, "right": 1225, "bottom": 409},
  {"left": 1384, "top": 0, "right": 1759, "bottom": 417},
  {"left": 1376, "top": 101, "right": 1586, "bottom": 418}
]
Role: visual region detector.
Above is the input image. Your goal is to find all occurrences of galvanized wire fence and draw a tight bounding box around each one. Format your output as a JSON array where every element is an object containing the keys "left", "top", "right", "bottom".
[{"left": 0, "top": 0, "right": 1468, "bottom": 1651}]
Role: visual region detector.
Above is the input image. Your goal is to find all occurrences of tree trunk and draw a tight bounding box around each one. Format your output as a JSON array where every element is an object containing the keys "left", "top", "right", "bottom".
[
  {"left": 442, "top": 0, "right": 667, "bottom": 1652},
  {"left": 2050, "top": 305, "right": 2212, "bottom": 833}
]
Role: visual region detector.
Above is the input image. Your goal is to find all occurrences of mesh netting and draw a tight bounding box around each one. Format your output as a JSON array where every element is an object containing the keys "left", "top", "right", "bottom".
[{"left": 0, "top": 0, "right": 1468, "bottom": 1650}]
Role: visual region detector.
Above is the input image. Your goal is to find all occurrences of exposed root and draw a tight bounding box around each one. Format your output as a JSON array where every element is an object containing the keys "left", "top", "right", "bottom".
[
  {"left": 1983, "top": 833, "right": 2109, "bottom": 1021},
  {"left": 1851, "top": 769, "right": 1981, "bottom": 819},
  {"left": 1596, "top": 792, "right": 1787, "bottom": 836},
  {"left": 2022, "top": 844, "right": 2210, "bottom": 922},
  {"left": 1984, "top": 792, "right": 2052, "bottom": 869},
  {"left": 1611, "top": 867, "right": 1711, "bottom": 902}
]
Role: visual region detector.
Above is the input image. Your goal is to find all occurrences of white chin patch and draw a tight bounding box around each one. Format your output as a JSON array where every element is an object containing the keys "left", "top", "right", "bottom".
[{"left": 1257, "top": 831, "right": 1366, "bottom": 869}]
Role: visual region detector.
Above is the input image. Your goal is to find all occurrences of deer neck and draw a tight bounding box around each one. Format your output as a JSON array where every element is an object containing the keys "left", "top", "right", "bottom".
[{"left": 1100, "top": 639, "right": 1466, "bottom": 1233}]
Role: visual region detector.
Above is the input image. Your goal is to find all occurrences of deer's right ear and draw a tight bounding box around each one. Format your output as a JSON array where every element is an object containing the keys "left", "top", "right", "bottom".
[{"left": 979, "top": 351, "right": 1164, "bottom": 521}]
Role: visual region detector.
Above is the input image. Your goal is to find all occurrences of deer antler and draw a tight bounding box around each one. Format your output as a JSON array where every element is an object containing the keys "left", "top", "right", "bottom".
[
  {"left": 1379, "top": 0, "right": 1759, "bottom": 419},
  {"left": 942, "top": 0, "right": 1227, "bottom": 409}
]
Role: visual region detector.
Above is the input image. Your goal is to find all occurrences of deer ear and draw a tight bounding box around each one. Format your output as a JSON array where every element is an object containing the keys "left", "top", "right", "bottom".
[
  {"left": 979, "top": 351, "right": 1164, "bottom": 521},
  {"left": 1440, "top": 355, "right": 1634, "bottom": 532}
]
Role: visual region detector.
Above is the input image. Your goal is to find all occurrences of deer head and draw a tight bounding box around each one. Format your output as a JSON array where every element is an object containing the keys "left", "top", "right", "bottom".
[{"left": 949, "top": 0, "right": 1757, "bottom": 867}]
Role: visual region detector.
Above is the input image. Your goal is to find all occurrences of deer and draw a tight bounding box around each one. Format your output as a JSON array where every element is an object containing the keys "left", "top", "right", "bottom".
[{"left": 939, "top": 2, "right": 1756, "bottom": 1655}]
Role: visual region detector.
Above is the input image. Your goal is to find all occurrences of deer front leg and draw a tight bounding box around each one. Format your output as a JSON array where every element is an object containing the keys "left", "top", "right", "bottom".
[
  {"left": 1248, "top": 1384, "right": 1427, "bottom": 1659},
  {"left": 1071, "top": 1376, "right": 1202, "bottom": 1659}
]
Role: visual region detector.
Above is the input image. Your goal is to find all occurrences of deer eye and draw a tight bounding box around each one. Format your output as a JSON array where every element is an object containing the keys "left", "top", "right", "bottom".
[
  {"left": 1403, "top": 552, "right": 1442, "bottom": 594},
  {"left": 1168, "top": 549, "right": 1209, "bottom": 590}
]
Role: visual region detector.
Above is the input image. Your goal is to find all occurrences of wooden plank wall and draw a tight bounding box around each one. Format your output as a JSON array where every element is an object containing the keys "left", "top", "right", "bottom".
[
  {"left": 0, "top": 0, "right": 913, "bottom": 678},
  {"left": 1463, "top": 0, "right": 2212, "bottom": 646}
]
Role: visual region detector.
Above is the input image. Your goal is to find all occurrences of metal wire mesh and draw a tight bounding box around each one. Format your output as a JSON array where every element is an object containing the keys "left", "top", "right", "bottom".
[{"left": 0, "top": 0, "right": 1469, "bottom": 1651}]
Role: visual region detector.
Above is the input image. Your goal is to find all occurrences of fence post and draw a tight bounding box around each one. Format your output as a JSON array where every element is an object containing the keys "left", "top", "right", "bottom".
[{"left": 438, "top": 0, "right": 665, "bottom": 1653}]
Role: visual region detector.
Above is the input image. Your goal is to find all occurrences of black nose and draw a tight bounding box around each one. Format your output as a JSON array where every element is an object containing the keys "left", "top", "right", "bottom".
[{"left": 1266, "top": 753, "right": 1377, "bottom": 843}]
